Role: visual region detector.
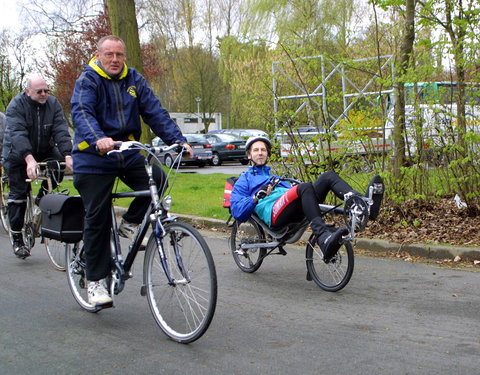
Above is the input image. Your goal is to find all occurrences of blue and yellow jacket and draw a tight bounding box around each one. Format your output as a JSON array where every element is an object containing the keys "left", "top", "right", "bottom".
[
  {"left": 230, "top": 165, "right": 291, "bottom": 225},
  {"left": 71, "top": 58, "right": 186, "bottom": 174}
]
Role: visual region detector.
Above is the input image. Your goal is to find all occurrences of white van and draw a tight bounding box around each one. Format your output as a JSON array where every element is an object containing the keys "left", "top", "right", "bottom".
[
  {"left": 385, "top": 82, "right": 480, "bottom": 156},
  {"left": 275, "top": 128, "right": 392, "bottom": 164}
]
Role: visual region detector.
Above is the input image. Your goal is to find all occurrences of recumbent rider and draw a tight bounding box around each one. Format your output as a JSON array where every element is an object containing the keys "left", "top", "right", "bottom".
[{"left": 230, "top": 136, "right": 383, "bottom": 262}]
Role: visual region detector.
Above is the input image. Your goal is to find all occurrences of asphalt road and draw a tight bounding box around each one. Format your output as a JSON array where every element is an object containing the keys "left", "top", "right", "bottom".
[{"left": 0, "top": 227, "right": 478, "bottom": 375}]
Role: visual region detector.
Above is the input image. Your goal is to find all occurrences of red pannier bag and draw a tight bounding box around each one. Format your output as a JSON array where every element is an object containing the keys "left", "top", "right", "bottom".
[{"left": 222, "top": 176, "right": 238, "bottom": 209}]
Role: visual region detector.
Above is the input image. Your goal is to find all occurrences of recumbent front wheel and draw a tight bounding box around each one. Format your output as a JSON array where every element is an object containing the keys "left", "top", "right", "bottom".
[{"left": 305, "top": 234, "right": 354, "bottom": 292}]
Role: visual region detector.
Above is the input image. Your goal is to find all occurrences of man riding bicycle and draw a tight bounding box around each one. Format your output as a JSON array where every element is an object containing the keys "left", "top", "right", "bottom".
[
  {"left": 230, "top": 136, "right": 383, "bottom": 262},
  {"left": 71, "top": 35, "right": 193, "bottom": 308},
  {"left": 3, "top": 75, "right": 73, "bottom": 259}
]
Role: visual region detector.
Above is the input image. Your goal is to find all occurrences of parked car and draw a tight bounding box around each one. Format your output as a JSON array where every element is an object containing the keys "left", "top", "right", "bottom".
[
  {"left": 204, "top": 133, "right": 249, "bottom": 166},
  {"left": 152, "top": 134, "right": 213, "bottom": 168},
  {"left": 208, "top": 128, "right": 268, "bottom": 139}
]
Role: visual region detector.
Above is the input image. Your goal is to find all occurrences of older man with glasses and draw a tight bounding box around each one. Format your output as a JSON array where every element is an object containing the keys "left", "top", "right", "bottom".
[{"left": 3, "top": 74, "right": 73, "bottom": 259}]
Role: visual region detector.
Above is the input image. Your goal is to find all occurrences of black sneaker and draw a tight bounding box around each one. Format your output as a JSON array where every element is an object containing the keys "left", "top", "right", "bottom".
[
  {"left": 366, "top": 175, "right": 384, "bottom": 220},
  {"left": 316, "top": 226, "right": 349, "bottom": 263},
  {"left": 12, "top": 233, "right": 30, "bottom": 259}
]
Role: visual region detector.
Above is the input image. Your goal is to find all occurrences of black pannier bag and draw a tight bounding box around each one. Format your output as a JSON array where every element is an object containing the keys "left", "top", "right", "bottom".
[{"left": 39, "top": 194, "right": 84, "bottom": 243}]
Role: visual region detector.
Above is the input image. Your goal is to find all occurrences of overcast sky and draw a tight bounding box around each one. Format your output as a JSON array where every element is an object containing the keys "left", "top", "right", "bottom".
[{"left": 0, "top": 0, "right": 22, "bottom": 32}]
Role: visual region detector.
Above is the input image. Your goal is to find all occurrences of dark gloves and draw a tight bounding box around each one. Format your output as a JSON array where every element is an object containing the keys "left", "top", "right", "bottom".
[{"left": 255, "top": 184, "right": 270, "bottom": 200}]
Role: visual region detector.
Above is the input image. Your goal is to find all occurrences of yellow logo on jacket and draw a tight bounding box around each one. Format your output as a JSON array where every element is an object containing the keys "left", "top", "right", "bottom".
[{"left": 127, "top": 86, "right": 137, "bottom": 98}]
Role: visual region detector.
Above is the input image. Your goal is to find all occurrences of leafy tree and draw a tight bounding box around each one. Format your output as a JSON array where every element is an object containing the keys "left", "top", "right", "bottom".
[
  {"left": 418, "top": 0, "right": 480, "bottom": 214},
  {"left": 0, "top": 32, "right": 23, "bottom": 111},
  {"left": 218, "top": 36, "right": 274, "bottom": 129},
  {"left": 392, "top": 0, "right": 415, "bottom": 183},
  {"left": 47, "top": 12, "right": 111, "bottom": 122}
]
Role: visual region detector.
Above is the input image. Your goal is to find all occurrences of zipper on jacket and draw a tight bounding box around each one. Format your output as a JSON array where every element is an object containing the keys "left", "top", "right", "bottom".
[
  {"left": 113, "top": 81, "right": 127, "bottom": 134},
  {"left": 36, "top": 106, "right": 41, "bottom": 154}
]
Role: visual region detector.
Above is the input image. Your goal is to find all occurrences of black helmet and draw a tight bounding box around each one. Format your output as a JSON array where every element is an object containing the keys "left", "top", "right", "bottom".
[{"left": 245, "top": 136, "right": 272, "bottom": 156}]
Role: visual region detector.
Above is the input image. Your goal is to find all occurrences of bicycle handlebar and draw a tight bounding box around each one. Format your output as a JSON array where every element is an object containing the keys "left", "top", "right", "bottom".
[
  {"left": 26, "top": 161, "right": 67, "bottom": 182},
  {"left": 107, "top": 141, "right": 183, "bottom": 156}
]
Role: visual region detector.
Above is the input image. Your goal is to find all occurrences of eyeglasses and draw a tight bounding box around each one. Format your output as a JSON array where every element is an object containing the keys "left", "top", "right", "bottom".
[
  {"left": 35, "top": 89, "right": 50, "bottom": 94},
  {"left": 102, "top": 52, "right": 126, "bottom": 59}
]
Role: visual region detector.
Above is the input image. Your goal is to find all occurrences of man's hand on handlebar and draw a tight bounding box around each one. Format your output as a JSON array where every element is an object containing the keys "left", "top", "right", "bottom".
[
  {"left": 254, "top": 184, "right": 273, "bottom": 201},
  {"left": 95, "top": 137, "right": 117, "bottom": 153},
  {"left": 65, "top": 156, "right": 73, "bottom": 172},
  {"left": 24, "top": 154, "right": 39, "bottom": 180},
  {"left": 182, "top": 143, "right": 194, "bottom": 158}
]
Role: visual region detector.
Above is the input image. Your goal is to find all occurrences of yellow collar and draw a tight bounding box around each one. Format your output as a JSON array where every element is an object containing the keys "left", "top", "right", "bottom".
[{"left": 88, "top": 57, "right": 128, "bottom": 79}]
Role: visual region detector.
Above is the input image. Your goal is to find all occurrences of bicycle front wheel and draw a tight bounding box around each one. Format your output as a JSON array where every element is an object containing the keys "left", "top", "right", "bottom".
[
  {"left": 143, "top": 221, "right": 217, "bottom": 344},
  {"left": 65, "top": 241, "right": 100, "bottom": 312},
  {"left": 45, "top": 238, "right": 66, "bottom": 271},
  {"left": 305, "top": 234, "right": 354, "bottom": 292}
]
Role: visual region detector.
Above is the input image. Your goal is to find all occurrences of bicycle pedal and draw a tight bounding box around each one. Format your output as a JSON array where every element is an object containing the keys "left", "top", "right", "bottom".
[{"left": 96, "top": 301, "right": 114, "bottom": 310}]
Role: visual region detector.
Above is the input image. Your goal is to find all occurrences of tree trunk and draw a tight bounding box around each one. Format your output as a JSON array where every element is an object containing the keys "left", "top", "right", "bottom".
[
  {"left": 392, "top": 0, "right": 415, "bottom": 181},
  {"left": 105, "top": 0, "right": 151, "bottom": 143}
]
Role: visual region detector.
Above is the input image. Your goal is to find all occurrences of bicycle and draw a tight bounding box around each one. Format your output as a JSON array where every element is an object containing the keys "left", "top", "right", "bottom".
[
  {"left": 229, "top": 176, "right": 384, "bottom": 292},
  {"left": 64, "top": 141, "right": 217, "bottom": 344},
  {"left": 0, "top": 161, "right": 67, "bottom": 270}
]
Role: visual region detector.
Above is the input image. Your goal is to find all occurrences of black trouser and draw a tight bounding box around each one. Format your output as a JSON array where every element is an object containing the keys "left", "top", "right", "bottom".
[
  {"left": 5, "top": 148, "right": 64, "bottom": 232},
  {"left": 74, "top": 158, "right": 166, "bottom": 281},
  {"left": 272, "top": 171, "right": 355, "bottom": 229}
]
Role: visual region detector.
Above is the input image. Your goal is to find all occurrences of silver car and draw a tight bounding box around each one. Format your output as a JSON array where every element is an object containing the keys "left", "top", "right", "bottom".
[{"left": 152, "top": 135, "right": 213, "bottom": 168}]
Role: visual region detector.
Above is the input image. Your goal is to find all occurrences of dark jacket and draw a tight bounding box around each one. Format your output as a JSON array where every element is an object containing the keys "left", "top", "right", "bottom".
[
  {"left": 71, "top": 58, "right": 186, "bottom": 174},
  {"left": 2, "top": 92, "right": 72, "bottom": 164},
  {"left": 0, "top": 112, "right": 5, "bottom": 162}
]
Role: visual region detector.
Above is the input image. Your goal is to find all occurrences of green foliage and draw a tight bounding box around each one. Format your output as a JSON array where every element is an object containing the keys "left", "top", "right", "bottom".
[{"left": 0, "top": 31, "right": 23, "bottom": 111}]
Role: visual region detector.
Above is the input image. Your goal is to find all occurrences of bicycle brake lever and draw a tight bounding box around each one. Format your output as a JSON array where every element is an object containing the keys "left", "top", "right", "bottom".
[
  {"left": 269, "top": 176, "right": 281, "bottom": 188},
  {"left": 106, "top": 141, "right": 139, "bottom": 155}
]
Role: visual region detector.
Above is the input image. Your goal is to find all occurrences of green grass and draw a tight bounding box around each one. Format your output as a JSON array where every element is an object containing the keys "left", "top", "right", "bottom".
[
  {"left": 54, "top": 172, "right": 232, "bottom": 221},
  {"left": 166, "top": 172, "right": 230, "bottom": 220}
]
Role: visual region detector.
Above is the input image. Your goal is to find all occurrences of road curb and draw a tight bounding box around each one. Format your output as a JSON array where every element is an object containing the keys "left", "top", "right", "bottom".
[{"left": 115, "top": 207, "right": 480, "bottom": 261}]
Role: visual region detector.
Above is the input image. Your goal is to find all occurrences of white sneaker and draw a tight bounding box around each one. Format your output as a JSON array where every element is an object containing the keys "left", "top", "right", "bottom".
[
  {"left": 87, "top": 280, "right": 113, "bottom": 307},
  {"left": 118, "top": 219, "right": 138, "bottom": 240}
]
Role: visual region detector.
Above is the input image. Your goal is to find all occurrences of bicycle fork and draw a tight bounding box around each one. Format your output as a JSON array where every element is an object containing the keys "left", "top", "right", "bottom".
[{"left": 153, "top": 218, "right": 191, "bottom": 286}]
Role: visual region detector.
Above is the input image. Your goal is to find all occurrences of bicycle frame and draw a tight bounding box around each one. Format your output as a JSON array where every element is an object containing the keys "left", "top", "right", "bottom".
[
  {"left": 106, "top": 143, "right": 192, "bottom": 297},
  {"left": 66, "top": 141, "right": 218, "bottom": 343},
  {"left": 233, "top": 181, "right": 373, "bottom": 268},
  {"left": 238, "top": 203, "right": 349, "bottom": 256}
]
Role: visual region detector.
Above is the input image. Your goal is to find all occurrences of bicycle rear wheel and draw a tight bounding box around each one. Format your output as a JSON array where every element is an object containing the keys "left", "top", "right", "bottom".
[
  {"left": 230, "top": 219, "right": 266, "bottom": 273},
  {"left": 65, "top": 241, "right": 100, "bottom": 312},
  {"left": 143, "top": 221, "right": 217, "bottom": 344},
  {"left": 0, "top": 173, "right": 10, "bottom": 233},
  {"left": 44, "top": 238, "right": 66, "bottom": 271},
  {"left": 305, "top": 234, "right": 354, "bottom": 292}
]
